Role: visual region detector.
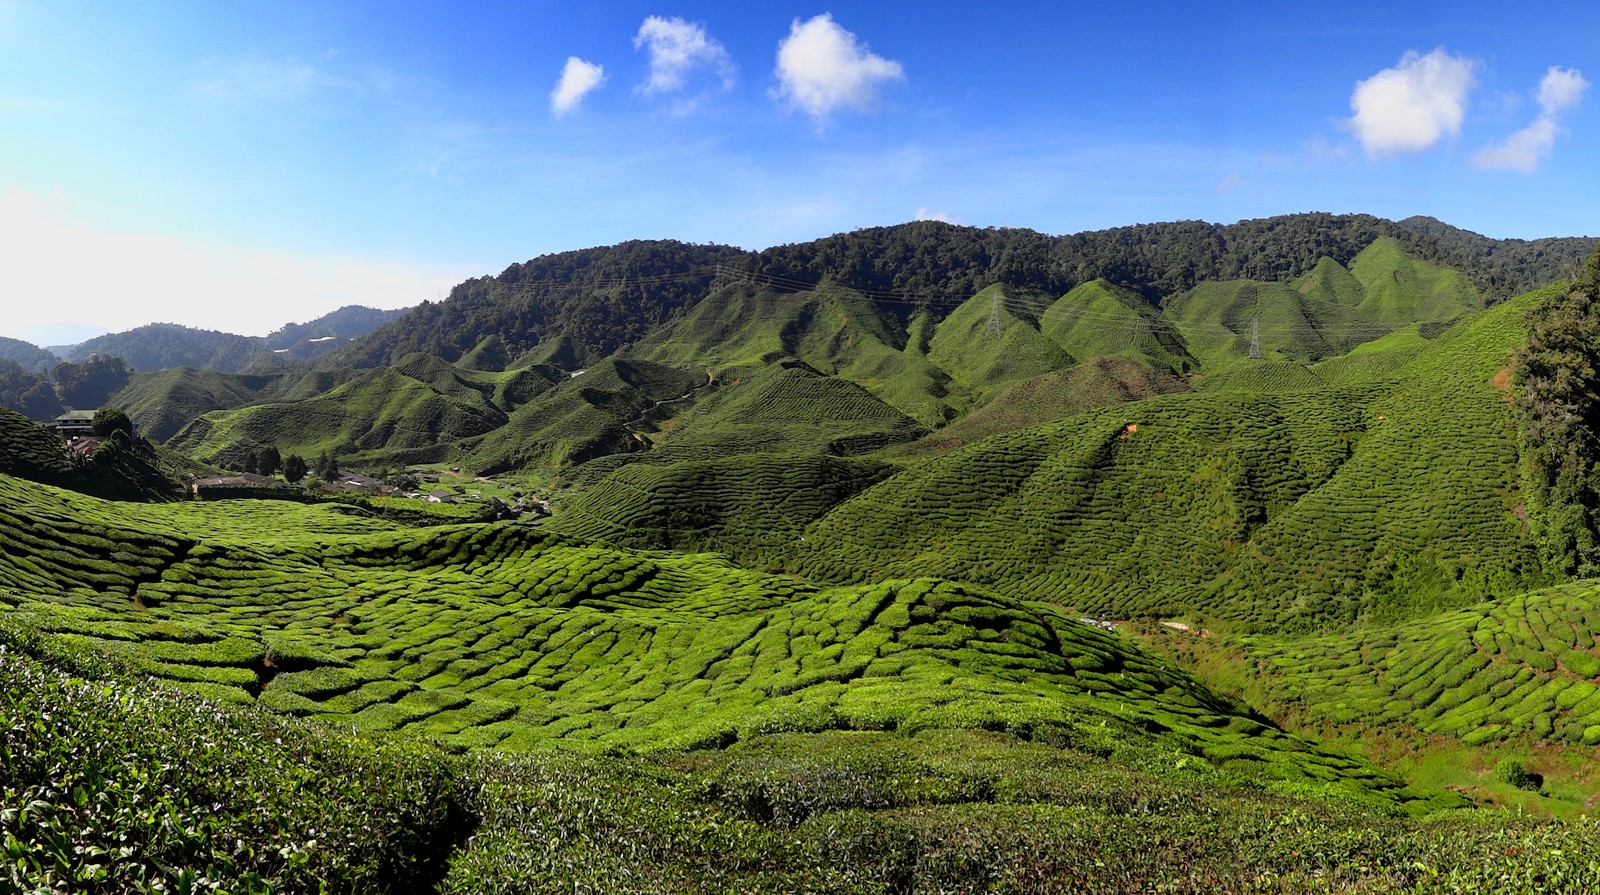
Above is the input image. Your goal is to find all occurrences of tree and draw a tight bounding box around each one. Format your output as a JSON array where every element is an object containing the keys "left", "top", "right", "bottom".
[
  {"left": 53, "top": 355, "right": 130, "bottom": 409},
  {"left": 1515, "top": 246, "right": 1600, "bottom": 575},
  {"left": 258, "top": 445, "right": 281, "bottom": 477},
  {"left": 315, "top": 450, "right": 338, "bottom": 480},
  {"left": 91, "top": 407, "right": 133, "bottom": 438},
  {"left": 240, "top": 449, "right": 258, "bottom": 475},
  {"left": 282, "top": 454, "right": 308, "bottom": 484}
]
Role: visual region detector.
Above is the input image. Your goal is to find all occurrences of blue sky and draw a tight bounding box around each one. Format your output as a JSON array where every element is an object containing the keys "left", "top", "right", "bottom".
[{"left": 1, "top": 1, "right": 1595, "bottom": 343}]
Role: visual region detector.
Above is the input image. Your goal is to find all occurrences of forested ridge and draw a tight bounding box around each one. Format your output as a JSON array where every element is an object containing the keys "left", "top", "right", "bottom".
[{"left": 324, "top": 213, "right": 1598, "bottom": 370}]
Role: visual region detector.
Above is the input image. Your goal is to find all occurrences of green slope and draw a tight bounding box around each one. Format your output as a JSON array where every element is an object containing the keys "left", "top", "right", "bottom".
[
  {"left": 0, "top": 406, "right": 183, "bottom": 500},
  {"left": 638, "top": 284, "right": 960, "bottom": 427},
  {"left": 463, "top": 357, "right": 704, "bottom": 474},
  {"left": 654, "top": 362, "right": 924, "bottom": 455},
  {"left": 108, "top": 366, "right": 358, "bottom": 442},
  {"left": 1350, "top": 236, "right": 1482, "bottom": 323},
  {"left": 925, "top": 285, "right": 1075, "bottom": 389},
  {"left": 1165, "top": 245, "right": 1482, "bottom": 372},
  {"left": 1236, "top": 578, "right": 1600, "bottom": 751},
  {"left": 1039, "top": 279, "right": 1195, "bottom": 373},
  {"left": 27, "top": 607, "right": 1600, "bottom": 894},
  {"left": 779, "top": 290, "right": 1541, "bottom": 631},
  {"left": 0, "top": 472, "right": 1415, "bottom": 806},
  {"left": 900, "top": 357, "right": 1191, "bottom": 457},
  {"left": 168, "top": 362, "right": 511, "bottom": 466},
  {"left": 551, "top": 452, "right": 896, "bottom": 562}
]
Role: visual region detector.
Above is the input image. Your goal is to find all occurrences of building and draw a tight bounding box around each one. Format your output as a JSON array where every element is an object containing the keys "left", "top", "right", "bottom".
[{"left": 46, "top": 410, "right": 97, "bottom": 436}]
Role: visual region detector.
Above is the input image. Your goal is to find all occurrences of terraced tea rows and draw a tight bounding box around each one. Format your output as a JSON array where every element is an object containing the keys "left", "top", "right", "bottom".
[
  {"left": 0, "top": 473, "right": 1411, "bottom": 801},
  {"left": 30, "top": 620, "right": 1600, "bottom": 894},
  {"left": 790, "top": 385, "right": 1389, "bottom": 623},
  {"left": 653, "top": 364, "right": 926, "bottom": 457},
  {"left": 777, "top": 292, "right": 1540, "bottom": 630},
  {"left": 1240, "top": 579, "right": 1600, "bottom": 747},
  {"left": 552, "top": 453, "right": 896, "bottom": 562}
]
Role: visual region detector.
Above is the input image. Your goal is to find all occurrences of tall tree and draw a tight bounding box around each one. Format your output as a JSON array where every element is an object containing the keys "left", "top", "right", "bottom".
[
  {"left": 52, "top": 355, "right": 130, "bottom": 409},
  {"left": 257, "top": 445, "right": 281, "bottom": 477},
  {"left": 90, "top": 407, "right": 133, "bottom": 438},
  {"left": 1515, "top": 247, "right": 1600, "bottom": 575},
  {"left": 282, "top": 454, "right": 308, "bottom": 484}
]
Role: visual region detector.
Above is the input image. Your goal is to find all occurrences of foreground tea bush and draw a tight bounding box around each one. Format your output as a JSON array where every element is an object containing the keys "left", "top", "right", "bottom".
[
  {"left": 11, "top": 608, "right": 1600, "bottom": 893},
  {"left": 0, "top": 626, "right": 470, "bottom": 894}
]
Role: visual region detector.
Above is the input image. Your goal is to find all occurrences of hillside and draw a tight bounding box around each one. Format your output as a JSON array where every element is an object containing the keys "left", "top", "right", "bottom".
[
  {"left": 264, "top": 304, "right": 409, "bottom": 360},
  {"left": 0, "top": 471, "right": 1402, "bottom": 784},
  {"left": 58, "top": 306, "right": 408, "bottom": 375},
  {"left": 0, "top": 335, "right": 57, "bottom": 371},
  {"left": 80, "top": 221, "right": 1578, "bottom": 492},
  {"left": 63, "top": 322, "right": 273, "bottom": 372},
  {"left": 0, "top": 406, "right": 183, "bottom": 500},
  {"left": 106, "top": 366, "right": 361, "bottom": 442},
  {"left": 558, "top": 286, "right": 1539, "bottom": 634},
  {"left": 12, "top": 243, "right": 1600, "bottom": 890},
  {"left": 0, "top": 358, "right": 63, "bottom": 420},
  {"left": 17, "top": 609, "right": 1600, "bottom": 894},
  {"left": 166, "top": 358, "right": 549, "bottom": 468}
]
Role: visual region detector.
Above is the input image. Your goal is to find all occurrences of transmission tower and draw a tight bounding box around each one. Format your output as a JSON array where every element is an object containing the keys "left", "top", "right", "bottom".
[
  {"left": 986, "top": 292, "right": 1004, "bottom": 337},
  {"left": 1248, "top": 316, "right": 1261, "bottom": 359}
]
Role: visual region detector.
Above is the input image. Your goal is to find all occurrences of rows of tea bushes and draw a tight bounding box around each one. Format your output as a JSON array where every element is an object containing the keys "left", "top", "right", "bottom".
[
  {"left": 464, "top": 357, "right": 706, "bottom": 473},
  {"left": 13, "top": 616, "right": 1600, "bottom": 893},
  {"left": 658, "top": 363, "right": 927, "bottom": 456},
  {"left": 169, "top": 365, "right": 512, "bottom": 467},
  {"left": 897, "top": 356, "right": 1191, "bottom": 457},
  {"left": 784, "top": 292, "right": 1539, "bottom": 631},
  {"left": 922, "top": 285, "right": 1077, "bottom": 390},
  {"left": 553, "top": 452, "right": 895, "bottom": 564},
  {"left": 1241, "top": 579, "right": 1600, "bottom": 747},
  {"left": 638, "top": 285, "right": 964, "bottom": 427},
  {"left": 0, "top": 471, "right": 1417, "bottom": 803},
  {"left": 791, "top": 384, "right": 1384, "bottom": 624},
  {"left": 0, "top": 623, "right": 469, "bottom": 893}
]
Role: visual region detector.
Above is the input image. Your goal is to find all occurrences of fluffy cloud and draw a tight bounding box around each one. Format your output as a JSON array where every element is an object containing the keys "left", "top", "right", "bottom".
[
  {"left": 550, "top": 57, "right": 605, "bottom": 116},
  {"left": 634, "top": 16, "right": 734, "bottom": 96},
  {"left": 774, "top": 14, "right": 904, "bottom": 119},
  {"left": 1539, "top": 66, "right": 1589, "bottom": 112},
  {"left": 1474, "top": 66, "right": 1589, "bottom": 172},
  {"left": 1348, "top": 48, "right": 1477, "bottom": 154}
]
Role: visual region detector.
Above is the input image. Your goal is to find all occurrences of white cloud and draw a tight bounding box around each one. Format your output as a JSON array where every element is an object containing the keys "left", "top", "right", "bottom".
[
  {"left": 774, "top": 14, "right": 904, "bottom": 120},
  {"left": 550, "top": 57, "right": 606, "bottom": 116},
  {"left": 1347, "top": 48, "right": 1477, "bottom": 155},
  {"left": 914, "top": 207, "right": 952, "bottom": 223},
  {"left": 633, "top": 16, "right": 734, "bottom": 96},
  {"left": 0, "top": 189, "right": 471, "bottom": 341},
  {"left": 1538, "top": 66, "right": 1589, "bottom": 113},
  {"left": 1474, "top": 66, "right": 1589, "bottom": 172}
]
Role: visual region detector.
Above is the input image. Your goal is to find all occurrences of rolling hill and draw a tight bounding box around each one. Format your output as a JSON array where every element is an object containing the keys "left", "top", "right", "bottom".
[{"left": 10, "top": 232, "right": 1600, "bottom": 891}]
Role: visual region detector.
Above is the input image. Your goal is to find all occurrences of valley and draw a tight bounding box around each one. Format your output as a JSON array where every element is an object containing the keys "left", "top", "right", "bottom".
[{"left": 5, "top": 214, "right": 1600, "bottom": 892}]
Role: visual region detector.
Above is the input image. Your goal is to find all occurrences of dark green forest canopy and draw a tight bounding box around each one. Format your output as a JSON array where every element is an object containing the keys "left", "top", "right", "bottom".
[
  {"left": 0, "top": 336, "right": 59, "bottom": 372},
  {"left": 322, "top": 214, "right": 1597, "bottom": 371}
]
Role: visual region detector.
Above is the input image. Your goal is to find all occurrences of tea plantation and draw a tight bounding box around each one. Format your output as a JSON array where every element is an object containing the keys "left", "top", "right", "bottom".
[{"left": 10, "top": 238, "right": 1600, "bottom": 891}]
